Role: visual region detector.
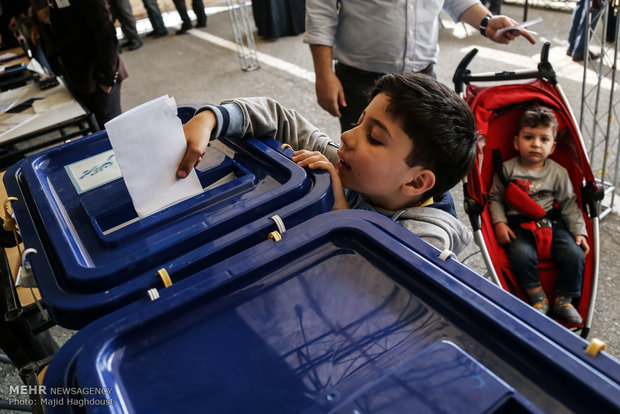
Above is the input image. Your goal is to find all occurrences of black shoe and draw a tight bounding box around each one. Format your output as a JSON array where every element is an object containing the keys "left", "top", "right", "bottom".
[
  {"left": 126, "top": 39, "right": 143, "bottom": 51},
  {"left": 195, "top": 19, "right": 207, "bottom": 28},
  {"left": 176, "top": 23, "right": 192, "bottom": 35},
  {"left": 572, "top": 50, "right": 601, "bottom": 62},
  {"left": 147, "top": 30, "right": 168, "bottom": 38},
  {"left": 122, "top": 39, "right": 143, "bottom": 50}
]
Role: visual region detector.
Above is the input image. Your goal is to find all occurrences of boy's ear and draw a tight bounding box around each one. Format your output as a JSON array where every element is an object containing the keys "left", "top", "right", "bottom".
[
  {"left": 401, "top": 167, "right": 435, "bottom": 197},
  {"left": 549, "top": 140, "right": 557, "bottom": 155},
  {"left": 513, "top": 135, "right": 519, "bottom": 150}
]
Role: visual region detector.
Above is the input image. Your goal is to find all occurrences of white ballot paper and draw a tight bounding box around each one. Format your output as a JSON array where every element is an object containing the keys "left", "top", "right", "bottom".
[
  {"left": 104, "top": 95, "right": 203, "bottom": 218},
  {"left": 496, "top": 17, "right": 542, "bottom": 36}
]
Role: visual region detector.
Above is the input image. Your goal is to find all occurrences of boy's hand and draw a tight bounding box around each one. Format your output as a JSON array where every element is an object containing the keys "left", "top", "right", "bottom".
[
  {"left": 576, "top": 235, "right": 590, "bottom": 255},
  {"left": 494, "top": 222, "right": 515, "bottom": 245},
  {"left": 292, "top": 150, "right": 349, "bottom": 210},
  {"left": 177, "top": 110, "right": 216, "bottom": 178}
]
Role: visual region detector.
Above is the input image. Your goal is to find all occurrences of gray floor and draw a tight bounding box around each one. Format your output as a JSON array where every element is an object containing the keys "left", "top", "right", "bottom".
[{"left": 1, "top": 3, "right": 619, "bottom": 412}]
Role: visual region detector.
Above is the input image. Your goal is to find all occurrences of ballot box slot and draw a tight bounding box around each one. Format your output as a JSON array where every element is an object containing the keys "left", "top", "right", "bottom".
[{"left": 81, "top": 156, "right": 257, "bottom": 243}]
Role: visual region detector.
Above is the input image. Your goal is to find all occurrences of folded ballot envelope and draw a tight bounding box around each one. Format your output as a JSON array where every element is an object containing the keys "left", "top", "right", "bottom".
[{"left": 104, "top": 95, "right": 203, "bottom": 217}]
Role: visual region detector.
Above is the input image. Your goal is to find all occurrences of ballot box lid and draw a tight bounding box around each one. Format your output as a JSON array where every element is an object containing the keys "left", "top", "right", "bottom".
[
  {"left": 42, "top": 211, "right": 620, "bottom": 414},
  {"left": 3, "top": 108, "right": 333, "bottom": 328}
]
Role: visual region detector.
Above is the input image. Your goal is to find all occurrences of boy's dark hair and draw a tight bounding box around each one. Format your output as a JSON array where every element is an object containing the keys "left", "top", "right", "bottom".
[
  {"left": 370, "top": 72, "right": 477, "bottom": 199},
  {"left": 516, "top": 105, "right": 558, "bottom": 138}
]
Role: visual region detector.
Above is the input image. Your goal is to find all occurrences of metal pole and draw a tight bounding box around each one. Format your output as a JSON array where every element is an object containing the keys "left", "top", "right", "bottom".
[
  {"left": 226, "top": 0, "right": 260, "bottom": 72},
  {"left": 607, "top": 4, "right": 620, "bottom": 214}
]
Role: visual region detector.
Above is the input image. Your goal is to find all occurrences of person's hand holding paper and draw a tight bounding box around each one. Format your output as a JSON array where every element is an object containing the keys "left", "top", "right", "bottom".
[
  {"left": 496, "top": 17, "right": 542, "bottom": 37},
  {"left": 105, "top": 95, "right": 203, "bottom": 218},
  {"left": 177, "top": 108, "right": 217, "bottom": 178}
]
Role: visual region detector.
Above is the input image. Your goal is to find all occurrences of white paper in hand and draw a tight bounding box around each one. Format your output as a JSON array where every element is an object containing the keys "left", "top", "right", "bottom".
[
  {"left": 496, "top": 17, "right": 542, "bottom": 36},
  {"left": 104, "top": 95, "right": 202, "bottom": 218}
]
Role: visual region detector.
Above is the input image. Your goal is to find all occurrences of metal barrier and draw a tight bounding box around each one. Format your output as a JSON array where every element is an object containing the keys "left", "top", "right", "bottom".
[
  {"left": 578, "top": 0, "right": 619, "bottom": 218},
  {"left": 226, "top": 0, "right": 260, "bottom": 71}
]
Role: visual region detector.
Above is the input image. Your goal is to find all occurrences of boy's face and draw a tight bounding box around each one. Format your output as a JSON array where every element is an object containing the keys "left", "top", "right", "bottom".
[
  {"left": 514, "top": 124, "right": 556, "bottom": 170},
  {"left": 337, "top": 93, "right": 428, "bottom": 209}
]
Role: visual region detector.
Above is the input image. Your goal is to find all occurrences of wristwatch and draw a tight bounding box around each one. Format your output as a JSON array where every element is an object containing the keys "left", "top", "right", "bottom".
[{"left": 479, "top": 14, "right": 493, "bottom": 37}]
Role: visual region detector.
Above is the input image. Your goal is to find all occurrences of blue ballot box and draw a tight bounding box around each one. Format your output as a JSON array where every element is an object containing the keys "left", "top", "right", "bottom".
[
  {"left": 40, "top": 211, "right": 619, "bottom": 413},
  {"left": 2, "top": 106, "right": 333, "bottom": 328}
]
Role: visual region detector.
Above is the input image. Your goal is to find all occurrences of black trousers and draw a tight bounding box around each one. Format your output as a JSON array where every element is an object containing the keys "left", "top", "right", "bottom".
[
  {"left": 74, "top": 82, "right": 122, "bottom": 128},
  {"left": 334, "top": 62, "right": 435, "bottom": 133},
  {"left": 173, "top": 0, "right": 207, "bottom": 27}
]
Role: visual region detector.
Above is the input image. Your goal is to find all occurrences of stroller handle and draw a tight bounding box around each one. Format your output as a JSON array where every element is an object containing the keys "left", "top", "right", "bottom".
[
  {"left": 540, "top": 41, "right": 550, "bottom": 64},
  {"left": 453, "top": 42, "right": 557, "bottom": 93},
  {"left": 453, "top": 48, "right": 478, "bottom": 95}
]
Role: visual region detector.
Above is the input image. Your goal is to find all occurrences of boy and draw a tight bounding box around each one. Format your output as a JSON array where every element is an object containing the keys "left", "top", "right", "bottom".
[
  {"left": 177, "top": 73, "right": 478, "bottom": 255},
  {"left": 488, "top": 106, "right": 589, "bottom": 323}
]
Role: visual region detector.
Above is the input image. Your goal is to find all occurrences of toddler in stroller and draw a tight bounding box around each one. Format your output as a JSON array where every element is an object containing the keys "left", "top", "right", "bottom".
[
  {"left": 453, "top": 42, "right": 603, "bottom": 337},
  {"left": 488, "top": 105, "right": 589, "bottom": 323}
]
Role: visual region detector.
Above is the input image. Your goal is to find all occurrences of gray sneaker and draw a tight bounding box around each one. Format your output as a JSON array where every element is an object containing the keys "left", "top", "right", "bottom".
[
  {"left": 553, "top": 300, "right": 583, "bottom": 324},
  {"left": 531, "top": 298, "right": 549, "bottom": 315}
]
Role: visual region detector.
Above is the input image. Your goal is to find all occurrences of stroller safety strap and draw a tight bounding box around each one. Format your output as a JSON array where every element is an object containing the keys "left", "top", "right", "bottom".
[
  {"left": 504, "top": 182, "right": 547, "bottom": 219},
  {"left": 520, "top": 219, "right": 553, "bottom": 260}
]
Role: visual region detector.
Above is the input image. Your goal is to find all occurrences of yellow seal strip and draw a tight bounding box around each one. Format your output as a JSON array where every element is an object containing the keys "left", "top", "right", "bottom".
[
  {"left": 268, "top": 231, "right": 282, "bottom": 242},
  {"left": 585, "top": 338, "right": 606, "bottom": 356},
  {"left": 3, "top": 197, "right": 18, "bottom": 232},
  {"left": 157, "top": 268, "right": 172, "bottom": 288}
]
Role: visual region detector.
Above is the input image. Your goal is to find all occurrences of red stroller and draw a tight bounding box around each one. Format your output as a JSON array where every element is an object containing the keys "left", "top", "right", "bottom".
[{"left": 453, "top": 43, "right": 603, "bottom": 338}]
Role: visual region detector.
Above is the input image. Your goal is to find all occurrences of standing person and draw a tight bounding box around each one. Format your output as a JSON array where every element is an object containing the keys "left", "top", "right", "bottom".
[
  {"left": 488, "top": 106, "right": 589, "bottom": 323},
  {"left": 32, "top": 0, "right": 128, "bottom": 127},
  {"left": 173, "top": 0, "right": 207, "bottom": 34},
  {"left": 304, "top": 0, "right": 536, "bottom": 132},
  {"left": 0, "top": 0, "right": 29, "bottom": 49},
  {"left": 567, "top": 0, "right": 603, "bottom": 61},
  {"left": 108, "top": 0, "right": 142, "bottom": 50},
  {"left": 142, "top": 0, "right": 168, "bottom": 37}
]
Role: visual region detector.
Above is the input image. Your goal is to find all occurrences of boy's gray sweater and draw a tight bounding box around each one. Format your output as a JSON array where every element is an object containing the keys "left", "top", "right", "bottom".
[{"left": 198, "top": 97, "right": 472, "bottom": 255}]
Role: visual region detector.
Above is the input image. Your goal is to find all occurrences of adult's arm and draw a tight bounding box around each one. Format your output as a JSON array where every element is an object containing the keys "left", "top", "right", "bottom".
[
  {"left": 310, "top": 44, "right": 345, "bottom": 117},
  {"left": 303, "top": 0, "right": 344, "bottom": 117},
  {"left": 459, "top": 2, "right": 536, "bottom": 45}
]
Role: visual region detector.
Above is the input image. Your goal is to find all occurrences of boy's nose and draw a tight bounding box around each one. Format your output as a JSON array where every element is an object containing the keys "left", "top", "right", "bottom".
[{"left": 340, "top": 128, "right": 356, "bottom": 150}]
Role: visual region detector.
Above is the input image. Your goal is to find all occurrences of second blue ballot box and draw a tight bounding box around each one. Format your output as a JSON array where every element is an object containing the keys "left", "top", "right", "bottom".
[
  {"left": 39, "top": 210, "right": 620, "bottom": 413},
  {"left": 3, "top": 106, "right": 333, "bottom": 328}
]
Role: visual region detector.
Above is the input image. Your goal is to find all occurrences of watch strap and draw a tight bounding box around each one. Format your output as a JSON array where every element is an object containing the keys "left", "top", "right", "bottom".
[{"left": 479, "top": 14, "right": 493, "bottom": 37}]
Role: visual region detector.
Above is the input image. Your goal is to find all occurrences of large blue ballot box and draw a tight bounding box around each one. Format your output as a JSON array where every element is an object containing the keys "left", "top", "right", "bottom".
[
  {"left": 2, "top": 106, "right": 333, "bottom": 328},
  {"left": 40, "top": 211, "right": 619, "bottom": 413}
]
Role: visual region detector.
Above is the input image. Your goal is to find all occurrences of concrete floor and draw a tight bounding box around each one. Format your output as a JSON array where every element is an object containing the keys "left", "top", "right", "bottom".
[{"left": 1, "top": 2, "right": 618, "bottom": 412}]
